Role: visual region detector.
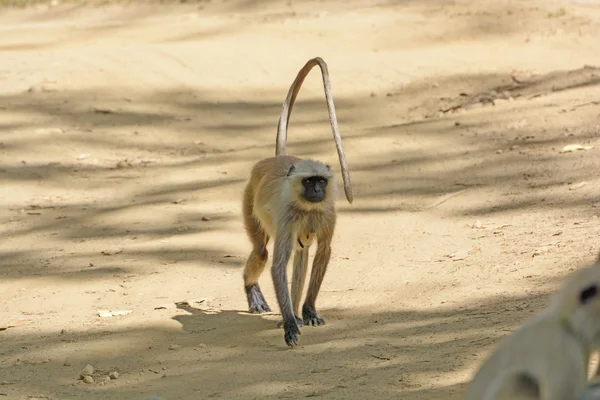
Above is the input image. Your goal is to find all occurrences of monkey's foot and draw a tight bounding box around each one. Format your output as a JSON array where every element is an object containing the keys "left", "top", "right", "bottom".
[
  {"left": 283, "top": 318, "right": 301, "bottom": 347},
  {"left": 302, "top": 304, "right": 325, "bottom": 326},
  {"left": 245, "top": 283, "right": 271, "bottom": 313},
  {"left": 277, "top": 315, "right": 304, "bottom": 328}
]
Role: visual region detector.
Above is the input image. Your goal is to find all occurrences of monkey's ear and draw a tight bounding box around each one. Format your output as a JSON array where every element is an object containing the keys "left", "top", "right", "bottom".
[
  {"left": 326, "top": 164, "right": 331, "bottom": 170},
  {"left": 287, "top": 165, "right": 296, "bottom": 176},
  {"left": 580, "top": 284, "right": 598, "bottom": 304}
]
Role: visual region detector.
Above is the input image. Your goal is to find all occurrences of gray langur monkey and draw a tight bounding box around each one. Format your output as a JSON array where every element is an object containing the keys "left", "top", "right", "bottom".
[
  {"left": 466, "top": 255, "right": 600, "bottom": 400},
  {"left": 241, "top": 57, "right": 353, "bottom": 347}
]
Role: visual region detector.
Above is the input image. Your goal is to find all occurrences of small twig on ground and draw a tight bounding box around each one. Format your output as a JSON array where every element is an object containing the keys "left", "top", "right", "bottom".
[
  {"left": 370, "top": 354, "right": 391, "bottom": 361},
  {"left": 423, "top": 188, "right": 471, "bottom": 210}
]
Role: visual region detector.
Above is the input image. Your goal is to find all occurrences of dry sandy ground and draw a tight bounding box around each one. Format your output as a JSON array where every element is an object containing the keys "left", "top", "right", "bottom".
[{"left": 1, "top": 0, "right": 600, "bottom": 398}]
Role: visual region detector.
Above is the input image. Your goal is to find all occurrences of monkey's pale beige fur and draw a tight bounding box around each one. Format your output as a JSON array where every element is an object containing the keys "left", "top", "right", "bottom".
[
  {"left": 241, "top": 57, "right": 352, "bottom": 347},
  {"left": 248, "top": 157, "right": 336, "bottom": 240},
  {"left": 467, "top": 260, "right": 600, "bottom": 400}
]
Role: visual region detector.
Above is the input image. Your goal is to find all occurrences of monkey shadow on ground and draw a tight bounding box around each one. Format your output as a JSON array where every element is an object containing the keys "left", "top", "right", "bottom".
[
  {"left": 162, "top": 284, "right": 558, "bottom": 400},
  {"left": 0, "top": 280, "right": 561, "bottom": 400},
  {"left": 0, "top": 38, "right": 598, "bottom": 398},
  {"left": 2, "top": 2, "right": 600, "bottom": 399}
]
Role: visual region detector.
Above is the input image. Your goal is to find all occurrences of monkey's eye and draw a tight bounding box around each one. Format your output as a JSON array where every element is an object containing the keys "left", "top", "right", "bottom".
[
  {"left": 580, "top": 284, "right": 598, "bottom": 304},
  {"left": 304, "top": 178, "right": 312, "bottom": 186},
  {"left": 319, "top": 179, "right": 327, "bottom": 186}
]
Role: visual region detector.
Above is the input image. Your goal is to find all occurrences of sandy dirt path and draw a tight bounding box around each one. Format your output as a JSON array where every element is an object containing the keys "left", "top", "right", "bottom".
[{"left": 1, "top": 0, "right": 600, "bottom": 398}]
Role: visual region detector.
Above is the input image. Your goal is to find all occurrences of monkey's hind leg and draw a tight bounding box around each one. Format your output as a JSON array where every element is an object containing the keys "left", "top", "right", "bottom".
[
  {"left": 302, "top": 239, "right": 331, "bottom": 326},
  {"left": 242, "top": 191, "right": 271, "bottom": 314},
  {"left": 243, "top": 225, "right": 270, "bottom": 313}
]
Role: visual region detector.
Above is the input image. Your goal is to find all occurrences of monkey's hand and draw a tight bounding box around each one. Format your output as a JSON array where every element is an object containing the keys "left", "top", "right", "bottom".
[
  {"left": 283, "top": 318, "right": 301, "bottom": 347},
  {"left": 302, "top": 304, "right": 325, "bottom": 326}
]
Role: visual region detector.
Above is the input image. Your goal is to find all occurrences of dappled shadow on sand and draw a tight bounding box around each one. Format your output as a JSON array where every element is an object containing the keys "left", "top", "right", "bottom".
[
  {"left": 0, "top": 281, "right": 559, "bottom": 399},
  {"left": 0, "top": 86, "right": 368, "bottom": 282},
  {"left": 0, "top": 0, "right": 551, "bottom": 48},
  {"left": 2, "top": 64, "right": 600, "bottom": 282}
]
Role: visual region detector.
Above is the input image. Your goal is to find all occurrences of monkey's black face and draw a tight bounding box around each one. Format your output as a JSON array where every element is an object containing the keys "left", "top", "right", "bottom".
[{"left": 302, "top": 176, "right": 328, "bottom": 203}]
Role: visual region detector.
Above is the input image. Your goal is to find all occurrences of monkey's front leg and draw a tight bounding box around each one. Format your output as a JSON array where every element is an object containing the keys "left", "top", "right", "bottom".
[
  {"left": 291, "top": 247, "right": 309, "bottom": 327},
  {"left": 271, "top": 229, "right": 301, "bottom": 347},
  {"left": 302, "top": 237, "right": 332, "bottom": 327},
  {"left": 277, "top": 248, "right": 307, "bottom": 329}
]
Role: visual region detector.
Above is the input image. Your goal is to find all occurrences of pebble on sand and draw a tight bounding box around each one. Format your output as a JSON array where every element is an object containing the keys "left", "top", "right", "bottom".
[{"left": 80, "top": 364, "right": 94, "bottom": 379}]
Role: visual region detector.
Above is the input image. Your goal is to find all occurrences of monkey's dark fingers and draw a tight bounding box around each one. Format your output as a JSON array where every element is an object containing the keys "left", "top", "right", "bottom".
[
  {"left": 246, "top": 284, "right": 271, "bottom": 313},
  {"left": 302, "top": 305, "right": 325, "bottom": 327},
  {"left": 249, "top": 304, "right": 271, "bottom": 313},
  {"left": 284, "top": 330, "right": 300, "bottom": 347},
  {"left": 283, "top": 320, "right": 301, "bottom": 347},
  {"left": 305, "top": 317, "right": 325, "bottom": 327}
]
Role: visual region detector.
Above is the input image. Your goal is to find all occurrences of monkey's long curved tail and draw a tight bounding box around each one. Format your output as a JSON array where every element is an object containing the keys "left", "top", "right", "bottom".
[{"left": 275, "top": 57, "right": 353, "bottom": 204}]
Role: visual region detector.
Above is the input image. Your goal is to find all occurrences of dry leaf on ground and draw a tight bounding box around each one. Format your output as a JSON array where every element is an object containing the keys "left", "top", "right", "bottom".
[
  {"left": 569, "top": 182, "right": 588, "bottom": 190},
  {"left": 560, "top": 144, "right": 594, "bottom": 153},
  {"left": 97, "top": 310, "right": 133, "bottom": 318},
  {"left": 437, "top": 250, "right": 469, "bottom": 262}
]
